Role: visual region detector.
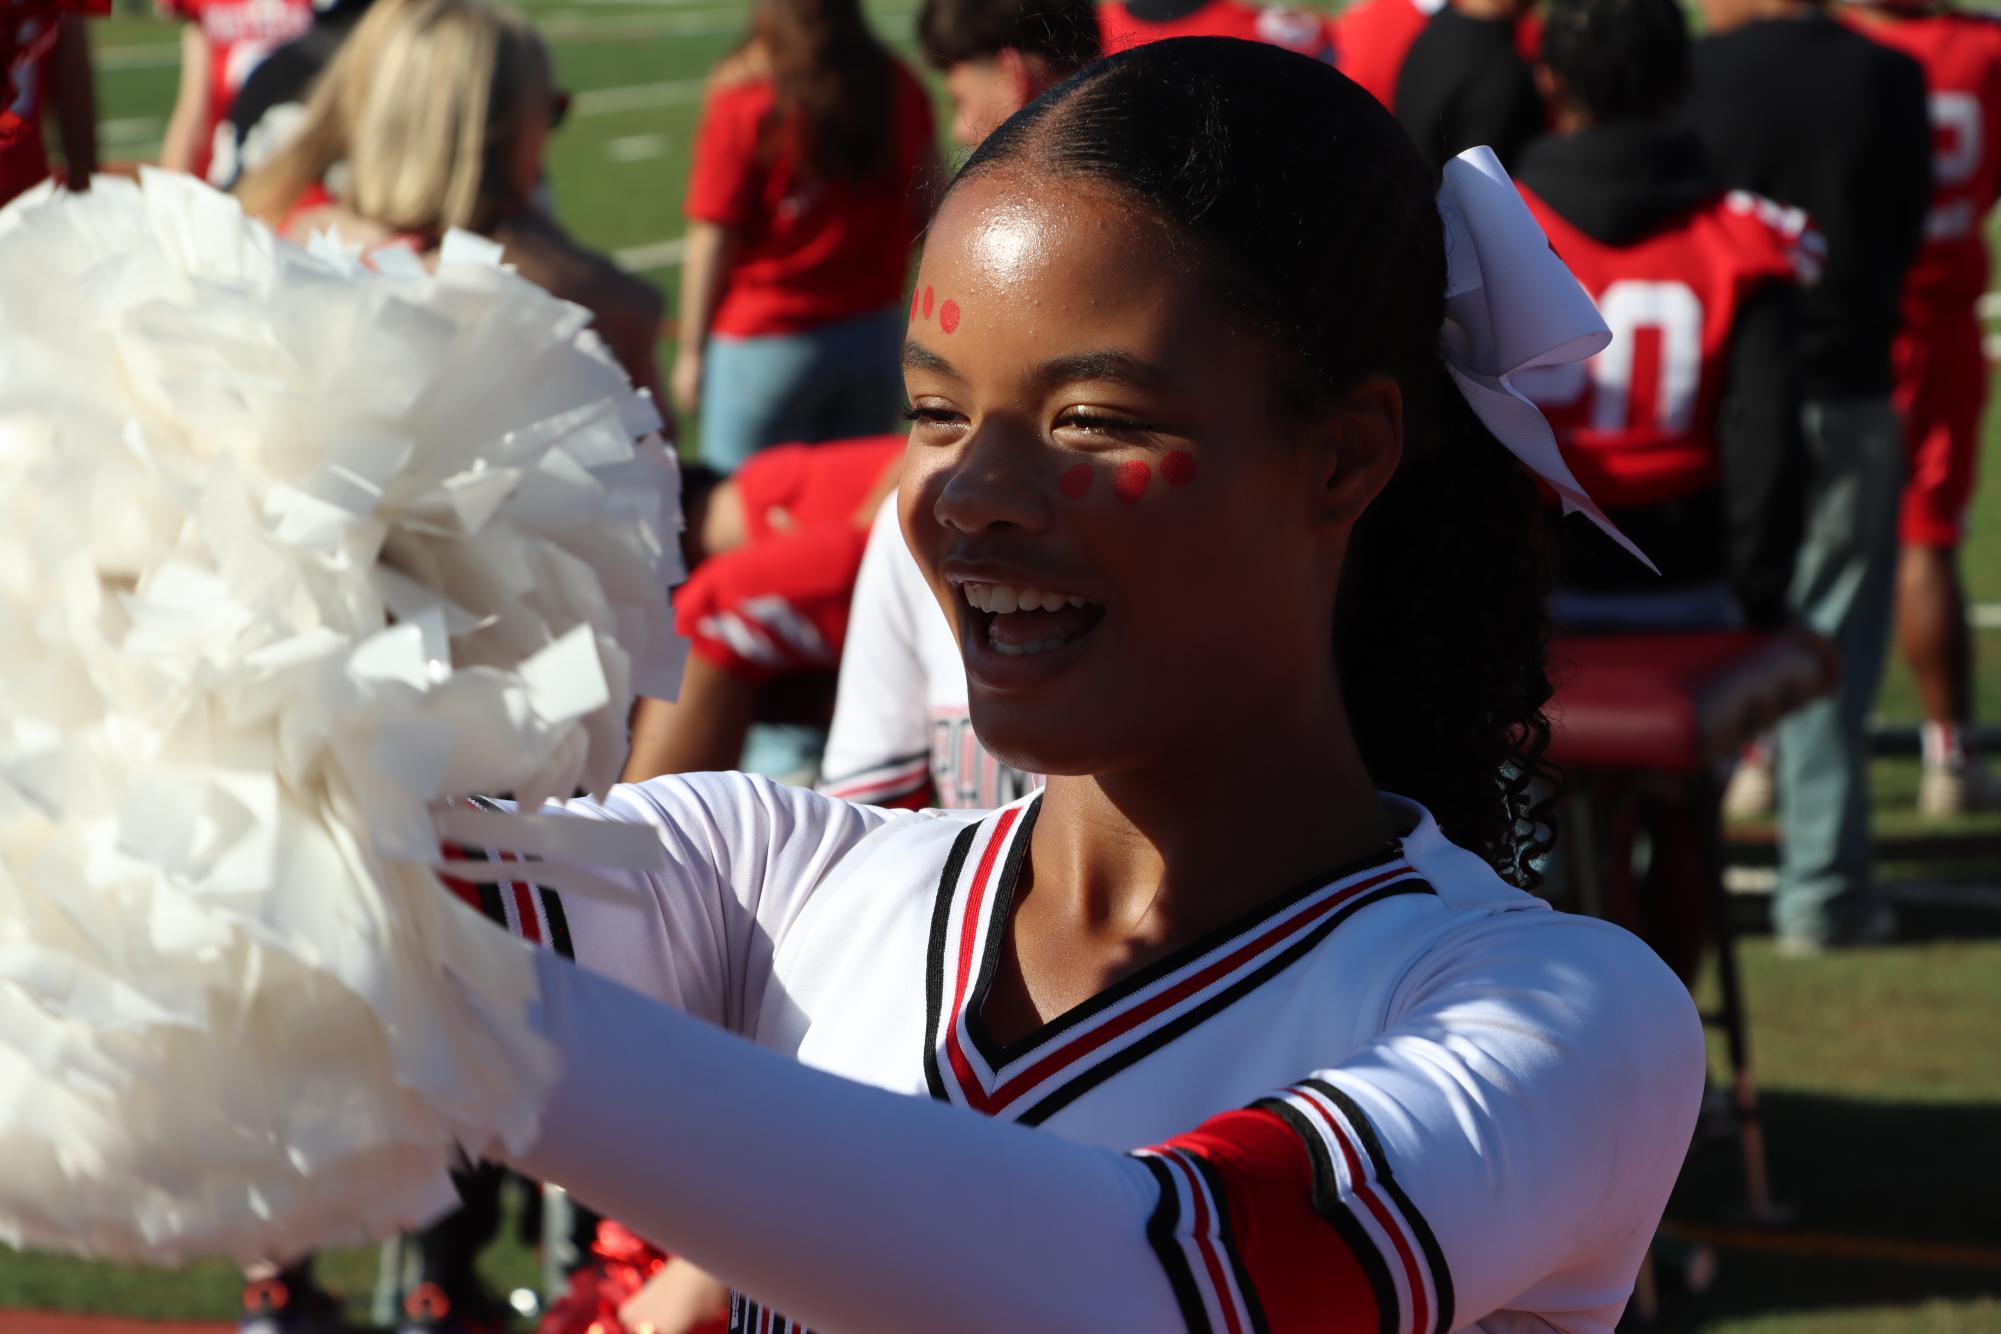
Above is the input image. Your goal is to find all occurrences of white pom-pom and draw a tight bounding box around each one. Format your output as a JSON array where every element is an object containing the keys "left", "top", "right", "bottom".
[{"left": 0, "top": 173, "right": 686, "bottom": 1263}]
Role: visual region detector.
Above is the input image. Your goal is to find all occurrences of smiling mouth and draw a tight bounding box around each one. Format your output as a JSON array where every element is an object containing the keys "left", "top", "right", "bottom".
[{"left": 960, "top": 581, "right": 1106, "bottom": 657}]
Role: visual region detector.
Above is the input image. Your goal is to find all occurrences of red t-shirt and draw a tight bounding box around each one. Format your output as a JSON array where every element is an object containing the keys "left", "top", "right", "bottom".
[
  {"left": 1519, "top": 187, "right": 1808, "bottom": 511},
  {"left": 1098, "top": 0, "right": 1335, "bottom": 59},
  {"left": 167, "top": 0, "right": 312, "bottom": 182},
  {"left": 1845, "top": 9, "right": 2001, "bottom": 308},
  {"left": 1330, "top": 0, "right": 1440, "bottom": 107},
  {"left": 686, "top": 57, "right": 934, "bottom": 338}
]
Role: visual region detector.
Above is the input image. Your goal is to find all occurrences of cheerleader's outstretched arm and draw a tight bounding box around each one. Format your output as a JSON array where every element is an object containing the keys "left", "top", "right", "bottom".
[{"left": 503, "top": 910, "right": 1705, "bottom": 1334}]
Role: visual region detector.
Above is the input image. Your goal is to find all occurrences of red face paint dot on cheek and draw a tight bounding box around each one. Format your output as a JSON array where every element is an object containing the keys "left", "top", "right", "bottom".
[
  {"left": 1160, "top": 450, "right": 1197, "bottom": 487},
  {"left": 1112, "top": 459, "right": 1152, "bottom": 504},
  {"left": 939, "top": 299, "right": 960, "bottom": 333},
  {"left": 1058, "top": 463, "right": 1094, "bottom": 499},
  {"left": 923, "top": 286, "right": 935, "bottom": 318}
]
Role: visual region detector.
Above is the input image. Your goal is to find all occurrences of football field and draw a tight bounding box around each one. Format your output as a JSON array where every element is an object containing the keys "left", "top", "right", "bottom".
[{"left": 2, "top": 2, "right": 1999, "bottom": 1329}]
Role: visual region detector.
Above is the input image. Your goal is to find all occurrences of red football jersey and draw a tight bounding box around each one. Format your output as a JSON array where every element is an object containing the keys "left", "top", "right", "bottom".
[
  {"left": 1330, "top": 0, "right": 1440, "bottom": 107},
  {"left": 1518, "top": 188, "right": 1809, "bottom": 511},
  {"left": 1, "top": 1, "right": 54, "bottom": 205},
  {"left": 1098, "top": 0, "right": 1335, "bottom": 60},
  {"left": 166, "top": 0, "right": 312, "bottom": 181},
  {"left": 1845, "top": 9, "right": 2001, "bottom": 305}
]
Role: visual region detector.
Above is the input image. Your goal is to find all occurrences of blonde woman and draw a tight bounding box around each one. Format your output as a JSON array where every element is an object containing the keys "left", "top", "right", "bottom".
[{"left": 238, "top": 0, "right": 668, "bottom": 414}]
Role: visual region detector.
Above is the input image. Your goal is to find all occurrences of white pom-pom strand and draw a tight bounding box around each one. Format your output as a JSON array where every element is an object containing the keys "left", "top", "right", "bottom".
[{"left": 0, "top": 173, "right": 684, "bottom": 1263}]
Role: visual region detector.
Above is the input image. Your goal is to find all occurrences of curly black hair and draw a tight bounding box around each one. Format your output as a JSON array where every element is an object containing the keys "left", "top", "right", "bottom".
[{"left": 955, "top": 37, "right": 1559, "bottom": 884}]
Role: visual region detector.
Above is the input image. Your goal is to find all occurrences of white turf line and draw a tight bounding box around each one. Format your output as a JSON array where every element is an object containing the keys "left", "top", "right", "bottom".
[
  {"left": 1724, "top": 865, "right": 2001, "bottom": 904},
  {"left": 605, "top": 133, "right": 669, "bottom": 163},
  {"left": 95, "top": 8, "right": 912, "bottom": 69}
]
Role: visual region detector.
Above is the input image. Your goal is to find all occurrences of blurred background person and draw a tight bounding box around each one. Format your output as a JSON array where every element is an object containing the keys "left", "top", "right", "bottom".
[
  {"left": 675, "top": 0, "right": 938, "bottom": 472},
  {"left": 1516, "top": 0, "right": 1810, "bottom": 980},
  {"left": 210, "top": 0, "right": 374, "bottom": 190},
  {"left": 1842, "top": 0, "right": 2001, "bottom": 816},
  {"left": 1394, "top": 0, "right": 1543, "bottom": 174},
  {"left": 1096, "top": 0, "right": 1334, "bottom": 59},
  {"left": 1688, "top": 0, "right": 1932, "bottom": 953},
  {"left": 919, "top": 0, "right": 1100, "bottom": 147},
  {"left": 0, "top": 0, "right": 95, "bottom": 205},
  {"left": 1331, "top": 0, "right": 1443, "bottom": 107},
  {"left": 158, "top": 0, "right": 311, "bottom": 183},
  {"left": 237, "top": 0, "right": 667, "bottom": 412}
]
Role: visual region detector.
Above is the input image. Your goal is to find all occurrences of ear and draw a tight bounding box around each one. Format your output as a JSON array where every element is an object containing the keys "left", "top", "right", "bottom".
[
  {"left": 996, "top": 47, "right": 1045, "bottom": 101},
  {"left": 1305, "top": 374, "right": 1403, "bottom": 531}
]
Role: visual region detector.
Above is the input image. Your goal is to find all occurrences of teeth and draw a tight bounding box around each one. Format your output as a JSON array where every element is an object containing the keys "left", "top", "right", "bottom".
[{"left": 961, "top": 582, "right": 1100, "bottom": 615}]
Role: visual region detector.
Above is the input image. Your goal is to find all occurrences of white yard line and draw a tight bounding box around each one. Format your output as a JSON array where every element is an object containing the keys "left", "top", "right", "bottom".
[
  {"left": 1971, "top": 603, "right": 2001, "bottom": 631},
  {"left": 576, "top": 78, "right": 704, "bottom": 115},
  {"left": 605, "top": 132, "right": 669, "bottom": 162},
  {"left": 614, "top": 236, "right": 685, "bottom": 270},
  {"left": 1725, "top": 865, "right": 2001, "bottom": 904},
  {"left": 101, "top": 115, "right": 164, "bottom": 144}
]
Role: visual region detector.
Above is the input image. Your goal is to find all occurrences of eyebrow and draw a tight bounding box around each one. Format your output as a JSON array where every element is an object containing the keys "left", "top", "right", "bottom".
[{"left": 901, "top": 342, "right": 1172, "bottom": 392}]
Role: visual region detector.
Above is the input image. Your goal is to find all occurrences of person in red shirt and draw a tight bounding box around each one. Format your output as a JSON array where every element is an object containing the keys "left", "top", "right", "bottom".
[
  {"left": 1097, "top": 0, "right": 1334, "bottom": 60},
  {"left": 159, "top": 0, "right": 312, "bottom": 184},
  {"left": 0, "top": 0, "right": 95, "bottom": 206},
  {"left": 1516, "top": 0, "right": 1813, "bottom": 979},
  {"left": 676, "top": 0, "right": 941, "bottom": 473},
  {"left": 1843, "top": 0, "right": 2001, "bottom": 814},
  {"left": 1331, "top": 0, "right": 1442, "bottom": 106}
]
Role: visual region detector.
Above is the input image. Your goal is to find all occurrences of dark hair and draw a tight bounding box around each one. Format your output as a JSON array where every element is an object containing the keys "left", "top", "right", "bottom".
[
  {"left": 917, "top": 0, "right": 1101, "bottom": 74},
  {"left": 957, "top": 37, "right": 1558, "bottom": 886},
  {"left": 1539, "top": 0, "right": 1689, "bottom": 124},
  {"left": 749, "top": 0, "right": 895, "bottom": 181}
]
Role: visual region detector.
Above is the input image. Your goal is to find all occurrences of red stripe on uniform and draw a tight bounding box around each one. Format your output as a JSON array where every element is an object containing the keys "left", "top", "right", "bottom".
[
  {"left": 943, "top": 806, "right": 1023, "bottom": 1106},
  {"left": 980, "top": 866, "right": 1414, "bottom": 1113},
  {"left": 1164, "top": 1150, "right": 1245, "bottom": 1334},
  {"left": 1297, "top": 1089, "right": 1429, "bottom": 1334},
  {"left": 499, "top": 850, "right": 542, "bottom": 945}
]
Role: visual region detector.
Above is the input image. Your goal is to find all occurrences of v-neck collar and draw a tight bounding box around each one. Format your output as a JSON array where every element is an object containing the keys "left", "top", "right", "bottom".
[{"left": 921, "top": 794, "right": 1434, "bottom": 1125}]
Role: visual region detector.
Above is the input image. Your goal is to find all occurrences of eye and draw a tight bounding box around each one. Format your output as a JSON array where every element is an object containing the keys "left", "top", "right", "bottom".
[
  {"left": 1054, "top": 407, "right": 1166, "bottom": 442},
  {"left": 902, "top": 401, "right": 969, "bottom": 437}
]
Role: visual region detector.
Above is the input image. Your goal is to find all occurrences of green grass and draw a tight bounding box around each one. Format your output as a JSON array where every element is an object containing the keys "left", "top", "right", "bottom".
[{"left": 6, "top": 2, "right": 2001, "bottom": 1329}]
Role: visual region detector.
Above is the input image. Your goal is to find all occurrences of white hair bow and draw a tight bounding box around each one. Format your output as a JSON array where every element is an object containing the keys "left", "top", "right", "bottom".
[{"left": 1436, "top": 146, "right": 1656, "bottom": 572}]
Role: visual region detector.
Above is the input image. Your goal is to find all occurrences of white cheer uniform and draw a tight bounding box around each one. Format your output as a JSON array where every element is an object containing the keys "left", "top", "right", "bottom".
[
  {"left": 460, "top": 774, "right": 1704, "bottom": 1334},
  {"left": 817, "top": 499, "right": 1039, "bottom": 809}
]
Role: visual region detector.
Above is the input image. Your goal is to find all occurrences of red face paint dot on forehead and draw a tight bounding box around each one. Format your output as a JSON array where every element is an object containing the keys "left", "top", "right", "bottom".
[
  {"left": 1058, "top": 463, "right": 1094, "bottom": 499},
  {"left": 939, "top": 299, "right": 961, "bottom": 333},
  {"left": 923, "top": 286, "right": 935, "bottom": 318},
  {"left": 1160, "top": 450, "right": 1197, "bottom": 487},
  {"left": 1112, "top": 459, "right": 1151, "bottom": 504},
  {"left": 910, "top": 288, "right": 920, "bottom": 321}
]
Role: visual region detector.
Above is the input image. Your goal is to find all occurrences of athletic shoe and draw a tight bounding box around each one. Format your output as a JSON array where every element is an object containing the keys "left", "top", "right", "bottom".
[
  {"left": 237, "top": 1272, "right": 344, "bottom": 1334},
  {"left": 1775, "top": 904, "right": 1898, "bottom": 958},
  {"left": 395, "top": 1278, "right": 514, "bottom": 1334},
  {"left": 1918, "top": 760, "right": 2001, "bottom": 819},
  {"left": 1722, "top": 745, "right": 1775, "bottom": 820}
]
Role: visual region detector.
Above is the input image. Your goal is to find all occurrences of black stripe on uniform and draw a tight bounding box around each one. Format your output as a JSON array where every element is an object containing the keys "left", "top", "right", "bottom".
[
  {"left": 1138, "top": 1153, "right": 1213, "bottom": 1334},
  {"left": 921, "top": 821, "right": 982, "bottom": 1102},
  {"left": 1189, "top": 1150, "right": 1272, "bottom": 1334},
  {"left": 463, "top": 794, "right": 575, "bottom": 960},
  {"left": 1301, "top": 1079, "right": 1455, "bottom": 1334},
  {"left": 1253, "top": 1096, "right": 1399, "bottom": 1334},
  {"left": 1013, "top": 881, "right": 1434, "bottom": 1126}
]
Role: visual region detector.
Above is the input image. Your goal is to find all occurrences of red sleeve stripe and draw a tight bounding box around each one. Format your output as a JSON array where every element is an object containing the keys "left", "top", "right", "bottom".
[
  {"left": 1135, "top": 1149, "right": 1261, "bottom": 1334},
  {"left": 818, "top": 753, "right": 933, "bottom": 804},
  {"left": 1260, "top": 1082, "right": 1453, "bottom": 1334},
  {"left": 440, "top": 798, "right": 576, "bottom": 961}
]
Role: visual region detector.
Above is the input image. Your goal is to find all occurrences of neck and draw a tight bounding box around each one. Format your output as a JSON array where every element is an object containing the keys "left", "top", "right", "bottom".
[{"left": 1030, "top": 680, "right": 1393, "bottom": 949}]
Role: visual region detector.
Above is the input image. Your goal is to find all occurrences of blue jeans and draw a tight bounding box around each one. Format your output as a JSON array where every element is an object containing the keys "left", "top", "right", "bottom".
[
  {"left": 1773, "top": 396, "right": 1904, "bottom": 944},
  {"left": 698, "top": 307, "right": 906, "bottom": 473}
]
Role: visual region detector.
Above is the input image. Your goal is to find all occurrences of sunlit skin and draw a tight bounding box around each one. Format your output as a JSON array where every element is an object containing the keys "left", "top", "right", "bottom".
[
  {"left": 897, "top": 170, "right": 1408, "bottom": 1041},
  {"left": 943, "top": 51, "right": 1056, "bottom": 149}
]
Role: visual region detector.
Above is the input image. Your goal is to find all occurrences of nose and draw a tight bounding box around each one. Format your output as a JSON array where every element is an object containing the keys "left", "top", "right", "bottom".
[{"left": 928, "top": 418, "right": 1050, "bottom": 538}]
